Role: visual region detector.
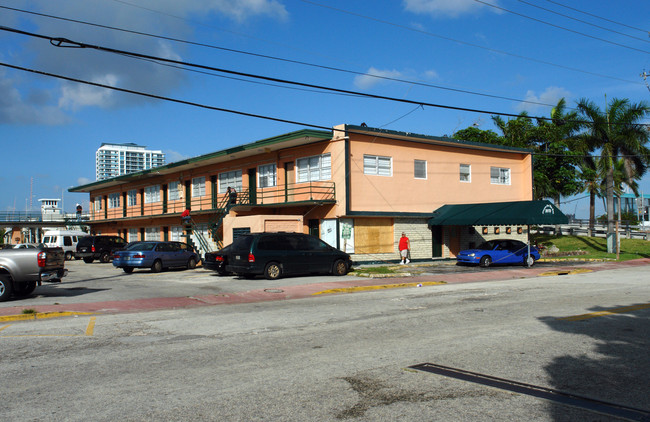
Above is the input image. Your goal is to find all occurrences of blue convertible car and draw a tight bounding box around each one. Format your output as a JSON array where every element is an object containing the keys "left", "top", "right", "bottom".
[
  {"left": 456, "top": 239, "right": 540, "bottom": 268},
  {"left": 113, "top": 241, "right": 200, "bottom": 273}
]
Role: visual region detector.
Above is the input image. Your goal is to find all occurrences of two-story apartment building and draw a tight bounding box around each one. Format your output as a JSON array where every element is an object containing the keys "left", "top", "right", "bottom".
[{"left": 69, "top": 123, "right": 537, "bottom": 262}]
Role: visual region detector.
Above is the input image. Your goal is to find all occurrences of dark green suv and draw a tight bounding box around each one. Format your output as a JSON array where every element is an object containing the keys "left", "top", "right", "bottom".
[{"left": 225, "top": 232, "right": 352, "bottom": 280}]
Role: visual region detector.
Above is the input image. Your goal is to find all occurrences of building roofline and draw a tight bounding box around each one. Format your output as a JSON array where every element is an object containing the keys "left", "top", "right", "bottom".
[{"left": 344, "top": 124, "right": 533, "bottom": 154}]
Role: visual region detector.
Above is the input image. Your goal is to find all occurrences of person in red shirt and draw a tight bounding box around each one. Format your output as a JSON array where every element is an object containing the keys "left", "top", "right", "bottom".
[
  {"left": 181, "top": 208, "right": 191, "bottom": 224},
  {"left": 399, "top": 232, "right": 410, "bottom": 264}
]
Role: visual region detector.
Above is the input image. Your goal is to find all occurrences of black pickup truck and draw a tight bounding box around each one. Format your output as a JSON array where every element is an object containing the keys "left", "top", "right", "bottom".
[{"left": 0, "top": 247, "right": 68, "bottom": 301}]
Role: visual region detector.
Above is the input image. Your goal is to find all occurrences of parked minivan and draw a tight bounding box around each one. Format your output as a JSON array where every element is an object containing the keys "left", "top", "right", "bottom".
[
  {"left": 225, "top": 232, "right": 352, "bottom": 280},
  {"left": 42, "top": 230, "right": 88, "bottom": 260},
  {"left": 75, "top": 235, "right": 127, "bottom": 263}
]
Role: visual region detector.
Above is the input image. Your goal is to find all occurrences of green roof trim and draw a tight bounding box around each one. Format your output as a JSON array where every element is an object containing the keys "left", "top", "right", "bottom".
[
  {"left": 428, "top": 200, "right": 568, "bottom": 226},
  {"left": 70, "top": 129, "right": 331, "bottom": 192}
]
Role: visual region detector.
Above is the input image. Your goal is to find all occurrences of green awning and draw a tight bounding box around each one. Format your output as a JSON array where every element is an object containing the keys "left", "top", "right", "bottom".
[{"left": 428, "top": 200, "right": 568, "bottom": 226}]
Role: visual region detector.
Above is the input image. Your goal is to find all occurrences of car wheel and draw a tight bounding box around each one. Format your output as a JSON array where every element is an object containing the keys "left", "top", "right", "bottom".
[
  {"left": 0, "top": 275, "right": 13, "bottom": 302},
  {"left": 264, "top": 262, "right": 282, "bottom": 280},
  {"left": 83, "top": 257, "right": 94, "bottom": 264},
  {"left": 13, "top": 281, "right": 37, "bottom": 298},
  {"left": 332, "top": 259, "right": 348, "bottom": 276},
  {"left": 100, "top": 252, "right": 111, "bottom": 263},
  {"left": 151, "top": 260, "right": 163, "bottom": 273},
  {"left": 65, "top": 251, "right": 73, "bottom": 261},
  {"left": 524, "top": 255, "right": 535, "bottom": 267},
  {"left": 187, "top": 257, "right": 197, "bottom": 270},
  {"left": 123, "top": 267, "right": 134, "bottom": 274},
  {"left": 479, "top": 256, "right": 492, "bottom": 268}
]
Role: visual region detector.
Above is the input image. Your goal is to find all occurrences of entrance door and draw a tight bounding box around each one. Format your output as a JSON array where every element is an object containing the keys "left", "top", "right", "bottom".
[
  {"left": 308, "top": 219, "right": 319, "bottom": 237},
  {"left": 284, "top": 162, "right": 294, "bottom": 202},
  {"left": 431, "top": 226, "right": 442, "bottom": 257},
  {"left": 448, "top": 226, "right": 461, "bottom": 257}
]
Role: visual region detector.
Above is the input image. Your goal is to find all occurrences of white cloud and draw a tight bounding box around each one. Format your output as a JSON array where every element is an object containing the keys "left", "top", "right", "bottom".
[
  {"left": 77, "top": 177, "right": 92, "bottom": 186},
  {"left": 517, "top": 86, "right": 572, "bottom": 113},
  {"left": 403, "top": 0, "right": 501, "bottom": 17},
  {"left": 354, "top": 67, "right": 404, "bottom": 90},
  {"left": 0, "top": 69, "right": 68, "bottom": 125},
  {"left": 58, "top": 74, "right": 119, "bottom": 110}
]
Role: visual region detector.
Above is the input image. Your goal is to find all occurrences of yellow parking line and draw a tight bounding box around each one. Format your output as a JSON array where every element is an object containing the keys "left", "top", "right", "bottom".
[
  {"left": 0, "top": 311, "right": 93, "bottom": 323},
  {"left": 313, "top": 281, "right": 446, "bottom": 295},
  {"left": 559, "top": 303, "right": 650, "bottom": 321},
  {"left": 0, "top": 324, "right": 10, "bottom": 332},
  {"left": 85, "top": 317, "right": 96, "bottom": 336}
]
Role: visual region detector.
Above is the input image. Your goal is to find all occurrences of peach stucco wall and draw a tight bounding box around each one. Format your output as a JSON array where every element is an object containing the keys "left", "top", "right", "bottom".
[{"left": 346, "top": 133, "right": 533, "bottom": 214}]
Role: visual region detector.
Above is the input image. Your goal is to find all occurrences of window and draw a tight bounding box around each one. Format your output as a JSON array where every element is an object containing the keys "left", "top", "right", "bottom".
[
  {"left": 170, "top": 226, "right": 184, "bottom": 242},
  {"left": 297, "top": 153, "right": 331, "bottom": 182},
  {"left": 108, "top": 193, "right": 120, "bottom": 209},
  {"left": 460, "top": 164, "right": 471, "bottom": 182},
  {"left": 145, "top": 227, "right": 159, "bottom": 241},
  {"left": 258, "top": 164, "right": 277, "bottom": 188},
  {"left": 128, "top": 228, "right": 139, "bottom": 242},
  {"left": 363, "top": 155, "right": 392, "bottom": 176},
  {"left": 144, "top": 185, "right": 161, "bottom": 203},
  {"left": 490, "top": 167, "right": 510, "bottom": 185},
  {"left": 219, "top": 170, "right": 242, "bottom": 193},
  {"left": 94, "top": 196, "right": 102, "bottom": 211},
  {"left": 192, "top": 177, "right": 206, "bottom": 197},
  {"left": 127, "top": 189, "right": 137, "bottom": 206},
  {"left": 168, "top": 182, "right": 180, "bottom": 201},
  {"left": 414, "top": 160, "right": 427, "bottom": 179}
]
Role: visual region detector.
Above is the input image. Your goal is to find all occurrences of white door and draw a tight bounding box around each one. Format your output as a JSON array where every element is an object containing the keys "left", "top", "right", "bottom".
[{"left": 320, "top": 219, "right": 337, "bottom": 248}]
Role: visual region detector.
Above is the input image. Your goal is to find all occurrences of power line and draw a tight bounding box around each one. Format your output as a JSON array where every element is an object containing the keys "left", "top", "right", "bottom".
[
  {"left": 298, "top": 0, "right": 643, "bottom": 86},
  {"left": 517, "top": 0, "right": 650, "bottom": 44},
  {"left": 0, "top": 4, "right": 566, "bottom": 110},
  {"left": 0, "top": 25, "right": 576, "bottom": 123},
  {"left": 473, "top": 0, "right": 650, "bottom": 54},
  {"left": 545, "top": 0, "right": 650, "bottom": 35}
]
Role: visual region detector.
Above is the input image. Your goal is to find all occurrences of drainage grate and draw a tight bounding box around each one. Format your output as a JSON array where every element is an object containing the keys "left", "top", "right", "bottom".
[
  {"left": 410, "top": 363, "right": 650, "bottom": 421},
  {"left": 264, "top": 289, "right": 284, "bottom": 293}
]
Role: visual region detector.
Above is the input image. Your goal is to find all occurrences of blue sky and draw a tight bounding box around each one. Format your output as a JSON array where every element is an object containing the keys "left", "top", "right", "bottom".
[{"left": 1, "top": 0, "right": 649, "bottom": 218}]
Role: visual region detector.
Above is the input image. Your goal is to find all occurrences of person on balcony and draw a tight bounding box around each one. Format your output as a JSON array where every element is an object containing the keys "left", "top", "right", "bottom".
[
  {"left": 181, "top": 208, "right": 191, "bottom": 225},
  {"left": 227, "top": 187, "right": 237, "bottom": 205}
]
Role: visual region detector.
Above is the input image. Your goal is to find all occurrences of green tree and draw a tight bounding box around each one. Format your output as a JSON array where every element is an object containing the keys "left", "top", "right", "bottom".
[{"left": 576, "top": 97, "right": 650, "bottom": 252}]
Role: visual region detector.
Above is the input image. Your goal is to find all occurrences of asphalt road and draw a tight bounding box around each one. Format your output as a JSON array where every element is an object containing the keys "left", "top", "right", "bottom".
[{"left": 1, "top": 259, "right": 649, "bottom": 421}]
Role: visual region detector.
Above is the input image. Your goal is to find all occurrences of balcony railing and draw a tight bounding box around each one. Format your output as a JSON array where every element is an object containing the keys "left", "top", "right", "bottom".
[{"left": 90, "top": 182, "right": 336, "bottom": 222}]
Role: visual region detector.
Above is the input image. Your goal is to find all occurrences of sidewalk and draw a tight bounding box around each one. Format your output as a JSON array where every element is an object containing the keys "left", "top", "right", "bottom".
[{"left": 1, "top": 258, "right": 648, "bottom": 320}]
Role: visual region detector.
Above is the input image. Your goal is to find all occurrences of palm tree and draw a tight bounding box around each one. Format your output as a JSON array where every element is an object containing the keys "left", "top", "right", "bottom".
[{"left": 576, "top": 97, "right": 650, "bottom": 252}]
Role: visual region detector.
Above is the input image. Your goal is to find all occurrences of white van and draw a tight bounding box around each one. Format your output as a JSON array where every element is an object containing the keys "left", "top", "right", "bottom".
[{"left": 42, "top": 230, "right": 89, "bottom": 260}]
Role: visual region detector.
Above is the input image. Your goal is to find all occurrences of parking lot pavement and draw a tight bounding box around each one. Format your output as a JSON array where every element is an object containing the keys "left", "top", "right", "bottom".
[{"left": 1, "top": 258, "right": 648, "bottom": 318}]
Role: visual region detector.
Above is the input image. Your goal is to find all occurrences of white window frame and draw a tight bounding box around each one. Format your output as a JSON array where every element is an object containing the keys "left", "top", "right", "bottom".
[
  {"left": 219, "top": 170, "right": 243, "bottom": 193},
  {"left": 414, "top": 159, "right": 427, "bottom": 180},
  {"left": 258, "top": 164, "right": 277, "bottom": 188},
  {"left": 94, "top": 196, "right": 103, "bottom": 211},
  {"left": 363, "top": 155, "right": 392, "bottom": 176},
  {"left": 128, "top": 228, "right": 139, "bottom": 242},
  {"left": 490, "top": 167, "right": 511, "bottom": 185},
  {"left": 144, "top": 185, "right": 161, "bottom": 204},
  {"left": 127, "top": 189, "right": 137, "bottom": 206},
  {"left": 145, "top": 227, "right": 159, "bottom": 241},
  {"left": 296, "top": 153, "right": 331, "bottom": 183},
  {"left": 108, "top": 193, "right": 120, "bottom": 209},
  {"left": 192, "top": 177, "right": 206, "bottom": 197},
  {"left": 168, "top": 182, "right": 180, "bottom": 201},
  {"left": 460, "top": 164, "right": 471, "bottom": 183}
]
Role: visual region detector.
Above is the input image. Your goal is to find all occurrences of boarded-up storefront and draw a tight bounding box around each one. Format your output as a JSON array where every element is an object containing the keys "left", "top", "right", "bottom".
[{"left": 353, "top": 217, "right": 393, "bottom": 254}]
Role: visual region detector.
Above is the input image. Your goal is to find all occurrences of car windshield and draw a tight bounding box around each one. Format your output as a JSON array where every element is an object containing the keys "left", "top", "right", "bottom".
[{"left": 126, "top": 242, "right": 156, "bottom": 251}]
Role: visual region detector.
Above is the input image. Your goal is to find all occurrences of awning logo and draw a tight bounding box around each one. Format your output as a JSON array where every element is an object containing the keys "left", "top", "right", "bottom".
[{"left": 542, "top": 204, "right": 555, "bottom": 215}]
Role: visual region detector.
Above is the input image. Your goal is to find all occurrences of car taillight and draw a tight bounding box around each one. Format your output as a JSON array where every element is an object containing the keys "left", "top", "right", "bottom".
[
  {"left": 215, "top": 256, "right": 224, "bottom": 262},
  {"left": 248, "top": 253, "right": 255, "bottom": 262},
  {"left": 37, "top": 251, "right": 47, "bottom": 267},
  {"left": 114, "top": 254, "right": 120, "bottom": 259},
  {"left": 91, "top": 245, "right": 96, "bottom": 252},
  {"left": 133, "top": 254, "right": 145, "bottom": 259}
]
